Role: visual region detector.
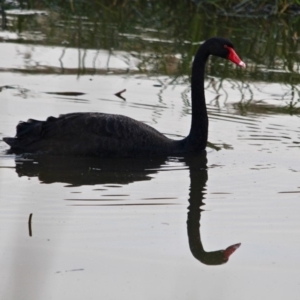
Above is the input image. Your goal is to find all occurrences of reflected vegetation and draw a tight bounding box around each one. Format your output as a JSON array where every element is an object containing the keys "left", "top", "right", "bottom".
[
  {"left": 1, "top": 1, "right": 300, "bottom": 114},
  {"left": 13, "top": 153, "right": 240, "bottom": 265}
]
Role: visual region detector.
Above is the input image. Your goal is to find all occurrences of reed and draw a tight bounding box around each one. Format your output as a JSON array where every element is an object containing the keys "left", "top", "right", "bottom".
[{"left": 14, "top": 0, "right": 300, "bottom": 16}]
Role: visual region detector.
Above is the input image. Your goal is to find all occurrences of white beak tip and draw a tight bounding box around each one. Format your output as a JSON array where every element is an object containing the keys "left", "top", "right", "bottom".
[{"left": 239, "top": 61, "right": 246, "bottom": 68}]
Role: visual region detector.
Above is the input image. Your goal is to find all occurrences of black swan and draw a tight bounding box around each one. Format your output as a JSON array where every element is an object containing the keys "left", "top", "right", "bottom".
[{"left": 3, "top": 37, "right": 245, "bottom": 157}]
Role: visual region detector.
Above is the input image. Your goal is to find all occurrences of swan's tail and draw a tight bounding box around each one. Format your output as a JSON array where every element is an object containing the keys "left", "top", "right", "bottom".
[
  {"left": 3, "top": 137, "right": 18, "bottom": 147},
  {"left": 3, "top": 118, "right": 45, "bottom": 151}
]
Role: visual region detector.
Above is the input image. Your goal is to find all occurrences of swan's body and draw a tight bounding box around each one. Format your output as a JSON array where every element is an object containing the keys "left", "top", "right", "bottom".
[
  {"left": 3, "top": 37, "right": 245, "bottom": 157},
  {"left": 5, "top": 113, "right": 185, "bottom": 156}
]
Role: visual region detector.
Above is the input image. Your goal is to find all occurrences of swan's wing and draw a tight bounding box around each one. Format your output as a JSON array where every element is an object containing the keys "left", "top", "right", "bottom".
[
  {"left": 42, "top": 112, "right": 166, "bottom": 141},
  {"left": 62, "top": 112, "right": 165, "bottom": 139},
  {"left": 5, "top": 112, "right": 168, "bottom": 155}
]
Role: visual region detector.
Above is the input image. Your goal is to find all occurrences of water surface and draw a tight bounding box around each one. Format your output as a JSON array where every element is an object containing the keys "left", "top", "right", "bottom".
[{"left": 0, "top": 5, "right": 300, "bottom": 300}]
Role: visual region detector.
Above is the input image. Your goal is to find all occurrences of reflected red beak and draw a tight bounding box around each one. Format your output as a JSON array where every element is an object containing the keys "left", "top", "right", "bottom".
[
  {"left": 223, "top": 243, "right": 241, "bottom": 260},
  {"left": 225, "top": 46, "right": 246, "bottom": 68}
]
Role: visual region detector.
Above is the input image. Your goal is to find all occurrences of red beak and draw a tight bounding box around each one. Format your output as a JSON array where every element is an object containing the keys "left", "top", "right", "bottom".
[
  {"left": 223, "top": 243, "right": 241, "bottom": 260},
  {"left": 225, "top": 46, "right": 246, "bottom": 68}
]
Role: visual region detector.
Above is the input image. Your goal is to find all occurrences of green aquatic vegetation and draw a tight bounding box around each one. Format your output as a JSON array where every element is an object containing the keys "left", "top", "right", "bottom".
[
  {"left": 234, "top": 99, "right": 300, "bottom": 116},
  {"left": 6, "top": 0, "right": 300, "bottom": 16},
  {"left": 2, "top": 0, "right": 300, "bottom": 117},
  {"left": 4, "top": 2, "right": 300, "bottom": 83}
]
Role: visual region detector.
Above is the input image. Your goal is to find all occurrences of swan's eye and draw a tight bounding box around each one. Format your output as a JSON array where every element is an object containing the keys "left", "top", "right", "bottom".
[{"left": 224, "top": 45, "right": 246, "bottom": 68}]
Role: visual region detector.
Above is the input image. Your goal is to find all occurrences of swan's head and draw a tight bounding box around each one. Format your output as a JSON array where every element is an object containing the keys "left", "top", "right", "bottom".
[{"left": 207, "top": 37, "right": 246, "bottom": 68}]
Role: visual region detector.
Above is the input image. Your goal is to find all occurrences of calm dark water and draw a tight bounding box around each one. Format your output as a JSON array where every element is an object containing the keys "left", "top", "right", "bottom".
[{"left": 0, "top": 4, "right": 300, "bottom": 300}]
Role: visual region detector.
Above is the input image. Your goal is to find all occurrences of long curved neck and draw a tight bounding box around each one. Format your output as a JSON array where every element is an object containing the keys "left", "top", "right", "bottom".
[{"left": 186, "top": 44, "right": 210, "bottom": 151}]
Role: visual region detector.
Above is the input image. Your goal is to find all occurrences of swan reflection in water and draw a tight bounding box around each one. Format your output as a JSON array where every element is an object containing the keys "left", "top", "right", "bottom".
[
  {"left": 185, "top": 154, "right": 240, "bottom": 265},
  {"left": 14, "top": 152, "right": 240, "bottom": 265}
]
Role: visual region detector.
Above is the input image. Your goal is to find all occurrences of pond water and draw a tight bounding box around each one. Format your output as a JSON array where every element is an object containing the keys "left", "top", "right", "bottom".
[{"left": 1, "top": 5, "right": 300, "bottom": 300}]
